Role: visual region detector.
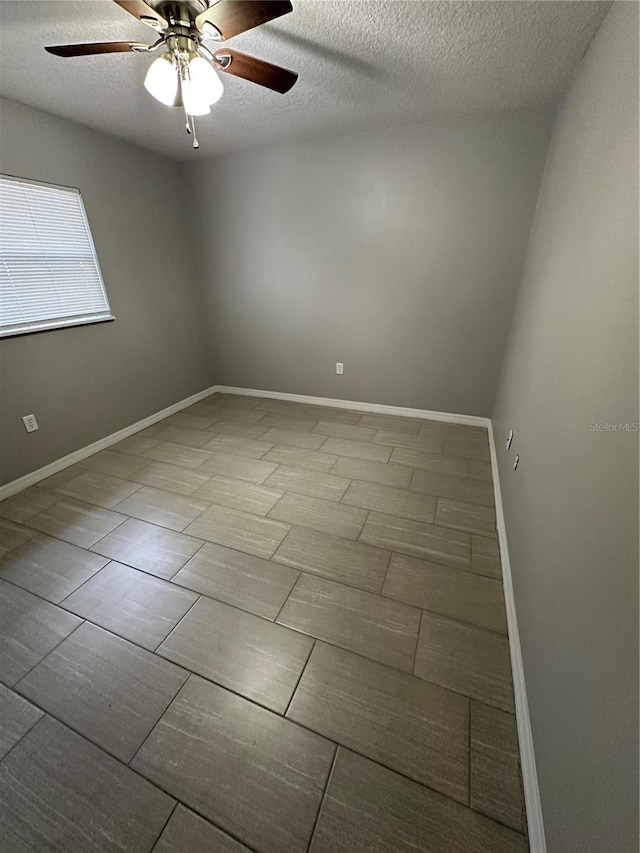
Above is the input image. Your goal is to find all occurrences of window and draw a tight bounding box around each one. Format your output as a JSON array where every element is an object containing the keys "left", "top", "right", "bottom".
[{"left": 0, "top": 174, "right": 113, "bottom": 338}]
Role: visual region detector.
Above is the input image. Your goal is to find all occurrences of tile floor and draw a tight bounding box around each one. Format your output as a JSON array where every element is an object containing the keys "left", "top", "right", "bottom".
[{"left": 0, "top": 393, "right": 527, "bottom": 853}]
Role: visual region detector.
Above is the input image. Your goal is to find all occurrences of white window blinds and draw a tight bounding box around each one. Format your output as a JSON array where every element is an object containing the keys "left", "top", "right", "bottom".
[{"left": 0, "top": 174, "right": 113, "bottom": 337}]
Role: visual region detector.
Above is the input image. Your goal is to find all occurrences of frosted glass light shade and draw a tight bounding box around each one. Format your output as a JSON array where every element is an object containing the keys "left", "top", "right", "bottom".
[
  {"left": 144, "top": 54, "right": 178, "bottom": 106},
  {"left": 182, "top": 55, "right": 223, "bottom": 116}
]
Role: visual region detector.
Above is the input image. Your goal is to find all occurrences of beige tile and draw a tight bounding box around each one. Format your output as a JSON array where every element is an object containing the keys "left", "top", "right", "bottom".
[
  {"left": 0, "top": 683, "right": 43, "bottom": 760},
  {"left": 153, "top": 806, "right": 251, "bottom": 853},
  {"left": 410, "top": 469, "right": 495, "bottom": 507},
  {"left": 184, "top": 503, "right": 290, "bottom": 558},
  {"left": 161, "top": 412, "right": 216, "bottom": 431},
  {"left": 389, "top": 446, "right": 470, "bottom": 477},
  {"left": 0, "top": 487, "right": 60, "bottom": 524},
  {"left": 37, "top": 465, "right": 86, "bottom": 489},
  {"left": 471, "top": 534, "right": 502, "bottom": 580},
  {"left": 158, "top": 596, "right": 313, "bottom": 712},
  {"left": 312, "top": 421, "right": 377, "bottom": 442},
  {"left": 443, "top": 437, "right": 491, "bottom": 462},
  {"left": 383, "top": 553, "right": 507, "bottom": 633},
  {"left": 153, "top": 425, "right": 216, "bottom": 448},
  {"left": 269, "top": 493, "right": 367, "bottom": 540},
  {"left": 435, "top": 498, "right": 496, "bottom": 534},
  {"left": 137, "top": 423, "right": 164, "bottom": 437},
  {"left": 471, "top": 701, "right": 526, "bottom": 833},
  {"left": 273, "top": 526, "right": 390, "bottom": 593},
  {"left": 360, "top": 512, "right": 470, "bottom": 569},
  {"left": 264, "top": 466, "right": 350, "bottom": 501},
  {"left": 63, "top": 561, "right": 198, "bottom": 651},
  {"left": 210, "top": 395, "right": 261, "bottom": 411},
  {"left": 141, "top": 441, "right": 212, "bottom": 470},
  {"left": 262, "top": 444, "right": 339, "bottom": 472},
  {"left": 209, "top": 408, "right": 267, "bottom": 424},
  {"left": 55, "top": 470, "right": 142, "bottom": 509},
  {"left": 357, "top": 413, "right": 423, "bottom": 434},
  {"left": 342, "top": 480, "right": 436, "bottom": 523},
  {"left": 90, "top": 518, "right": 203, "bottom": 580},
  {"left": 172, "top": 542, "right": 298, "bottom": 620},
  {"left": 310, "top": 749, "right": 527, "bottom": 853},
  {"left": 329, "top": 456, "right": 412, "bottom": 489},
  {"left": 112, "top": 435, "right": 161, "bottom": 456},
  {"left": 259, "top": 427, "right": 327, "bottom": 450},
  {"left": 25, "top": 498, "right": 127, "bottom": 549},
  {"left": 293, "top": 406, "right": 362, "bottom": 424},
  {"left": 372, "top": 430, "right": 444, "bottom": 453},
  {"left": 320, "top": 437, "right": 391, "bottom": 463},
  {"left": 192, "top": 476, "right": 284, "bottom": 516},
  {"left": 80, "top": 450, "right": 150, "bottom": 479},
  {"left": 469, "top": 460, "right": 494, "bottom": 482},
  {"left": 414, "top": 611, "right": 514, "bottom": 712},
  {"left": 257, "top": 414, "right": 317, "bottom": 432},
  {"left": 209, "top": 420, "right": 268, "bottom": 439},
  {"left": 113, "top": 486, "right": 208, "bottom": 532},
  {"left": 203, "top": 434, "right": 274, "bottom": 459},
  {"left": 0, "top": 519, "right": 34, "bottom": 558},
  {"left": 288, "top": 642, "right": 469, "bottom": 802},
  {"left": 129, "top": 462, "right": 212, "bottom": 496},
  {"left": 0, "top": 533, "right": 108, "bottom": 603},
  {"left": 198, "top": 452, "right": 278, "bottom": 483},
  {"left": 278, "top": 574, "right": 420, "bottom": 672}
]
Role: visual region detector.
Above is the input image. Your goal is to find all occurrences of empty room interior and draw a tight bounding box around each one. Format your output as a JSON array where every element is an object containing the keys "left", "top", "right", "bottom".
[{"left": 0, "top": 1, "right": 637, "bottom": 852}]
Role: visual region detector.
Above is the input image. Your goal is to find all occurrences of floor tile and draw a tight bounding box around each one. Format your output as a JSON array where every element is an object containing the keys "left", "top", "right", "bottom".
[
  {"left": 288, "top": 643, "right": 469, "bottom": 802},
  {"left": 258, "top": 414, "right": 317, "bottom": 432},
  {"left": 360, "top": 512, "right": 470, "bottom": 569},
  {"left": 264, "top": 465, "right": 350, "bottom": 501},
  {"left": 210, "top": 419, "right": 269, "bottom": 439},
  {"left": 37, "top": 464, "right": 87, "bottom": 489},
  {"left": 184, "top": 503, "right": 290, "bottom": 558},
  {"left": 277, "top": 574, "right": 419, "bottom": 671},
  {"left": 162, "top": 412, "right": 216, "bottom": 431},
  {"left": 111, "top": 434, "right": 161, "bottom": 456},
  {"left": 24, "top": 498, "right": 127, "bottom": 548},
  {"left": 414, "top": 612, "right": 514, "bottom": 712},
  {"left": 210, "top": 409, "right": 267, "bottom": 425},
  {"left": 198, "top": 451, "right": 278, "bottom": 483},
  {"left": 132, "top": 675, "right": 335, "bottom": 853},
  {"left": 0, "top": 533, "right": 108, "bottom": 603},
  {"left": 443, "top": 437, "right": 491, "bottom": 462},
  {"left": 356, "top": 413, "right": 423, "bottom": 434},
  {"left": 273, "top": 526, "right": 390, "bottom": 592},
  {"left": 153, "top": 806, "right": 251, "bottom": 853},
  {"left": 113, "top": 486, "right": 208, "bottom": 532},
  {"left": 17, "top": 622, "right": 187, "bottom": 762},
  {"left": 269, "top": 493, "right": 367, "bottom": 540},
  {"left": 54, "top": 470, "right": 142, "bottom": 508},
  {"left": 372, "top": 430, "right": 444, "bottom": 454},
  {"left": 342, "top": 480, "right": 436, "bottom": 523},
  {"left": 90, "top": 518, "right": 203, "bottom": 580},
  {"left": 390, "top": 446, "right": 470, "bottom": 477},
  {"left": 471, "top": 701, "right": 526, "bottom": 832},
  {"left": 309, "top": 748, "right": 527, "bottom": 853},
  {"left": 191, "top": 475, "right": 284, "bottom": 516},
  {"left": 0, "top": 519, "right": 34, "bottom": 558},
  {"left": 435, "top": 498, "right": 496, "bottom": 534},
  {"left": 158, "top": 595, "right": 313, "bottom": 712},
  {"left": 469, "top": 460, "right": 493, "bottom": 482},
  {"left": 262, "top": 444, "right": 339, "bottom": 472},
  {"left": 203, "top": 434, "right": 274, "bottom": 459},
  {"left": 0, "top": 683, "right": 43, "bottom": 759},
  {"left": 329, "top": 456, "right": 412, "bottom": 488},
  {"left": 0, "top": 487, "right": 60, "bottom": 524},
  {"left": 312, "top": 421, "right": 377, "bottom": 442},
  {"left": 130, "top": 461, "right": 212, "bottom": 496},
  {"left": 0, "top": 716, "right": 174, "bottom": 853},
  {"left": 0, "top": 580, "right": 82, "bottom": 686},
  {"left": 151, "top": 424, "right": 215, "bottom": 447},
  {"left": 383, "top": 553, "right": 507, "bottom": 633},
  {"left": 260, "top": 427, "right": 327, "bottom": 450},
  {"left": 80, "top": 449, "right": 150, "bottom": 479},
  {"left": 410, "top": 469, "right": 495, "bottom": 507},
  {"left": 62, "top": 561, "right": 197, "bottom": 651},
  {"left": 141, "top": 441, "right": 213, "bottom": 470},
  {"left": 172, "top": 542, "right": 298, "bottom": 620},
  {"left": 320, "top": 437, "right": 392, "bottom": 463},
  {"left": 471, "top": 534, "right": 502, "bottom": 579}
]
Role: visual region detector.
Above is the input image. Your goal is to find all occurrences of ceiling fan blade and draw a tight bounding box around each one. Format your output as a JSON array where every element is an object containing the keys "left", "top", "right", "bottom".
[
  {"left": 197, "top": 1, "right": 292, "bottom": 41},
  {"left": 112, "top": 0, "right": 167, "bottom": 29},
  {"left": 215, "top": 49, "right": 297, "bottom": 93},
  {"left": 45, "top": 41, "right": 148, "bottom": 57}
]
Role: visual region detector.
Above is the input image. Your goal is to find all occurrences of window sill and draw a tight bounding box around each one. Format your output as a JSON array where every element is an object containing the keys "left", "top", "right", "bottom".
[{"left": 0, "top": 315, "right": 116, "bottom": 340}]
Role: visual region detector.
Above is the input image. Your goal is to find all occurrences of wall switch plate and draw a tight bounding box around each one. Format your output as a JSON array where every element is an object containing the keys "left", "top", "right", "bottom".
[
  {"left": 513, "top": 454, "right": 519, "bottom": 471},
  {"left": 506, "top": 429, "right": 514, "bottom": 451},
  {"left": 22, "top": 414, "right": 39, "bottom": 433},
  {"left": 336, "top": 363, "right": 344, "bottom": 375}
]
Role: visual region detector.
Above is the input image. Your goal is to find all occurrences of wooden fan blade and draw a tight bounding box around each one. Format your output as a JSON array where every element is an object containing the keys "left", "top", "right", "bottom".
[
  {"left": 215, "top": 49, "right": 297, "bottom": 93},
  {"left": 45, "top": 41, "right": 147, "bottom": 57},
  {"left": 197, "top": 1, "right": 292, "bottom": 41},
  {"left": 112, "top": 0, "right": 167, "bottom": 29}
]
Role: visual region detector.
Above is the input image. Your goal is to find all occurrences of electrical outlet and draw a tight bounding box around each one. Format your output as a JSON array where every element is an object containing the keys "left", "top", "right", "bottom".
[
  {"left": 22, "top": 414, "right": 39, "bottom": 433},
  {"left": 506, "top": 429, "right": 514, "bottom": 451},
  {"left": 336, "top": 362, "right": 344, "bottom": 375}
]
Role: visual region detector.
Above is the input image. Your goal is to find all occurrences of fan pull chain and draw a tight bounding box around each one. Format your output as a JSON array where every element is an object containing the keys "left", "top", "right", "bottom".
[{"left": 183, "top": 110, "right": 199, "bottom": 149}]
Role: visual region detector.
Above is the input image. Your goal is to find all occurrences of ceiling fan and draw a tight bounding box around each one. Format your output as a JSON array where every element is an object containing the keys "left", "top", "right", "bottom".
[{"left": 45, "top": 0, "right": 298, "bottom": 148}]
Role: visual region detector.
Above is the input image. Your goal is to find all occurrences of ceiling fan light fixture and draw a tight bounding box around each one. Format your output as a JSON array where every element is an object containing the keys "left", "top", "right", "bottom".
[
  {"left": 144, "top": 52, "right": 178, "bottom": 106},
  {"left": 181, "top": 55, "right": 223, "bottom": 115}
]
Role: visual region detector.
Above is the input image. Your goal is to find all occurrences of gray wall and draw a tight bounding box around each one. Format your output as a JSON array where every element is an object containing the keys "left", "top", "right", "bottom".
[
  {"left": 491, "top": 4, "right": 639, "bottom": 851},
  {"left": 0, "top": 98, "right": 210, "bottom": 485},
  {"left": 183, "top": 107, "right": 554, "bottom": 417}
]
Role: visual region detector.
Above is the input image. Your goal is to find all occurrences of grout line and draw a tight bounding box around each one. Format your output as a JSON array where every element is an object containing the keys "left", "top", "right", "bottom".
[
  {"left": 152, "top": 594, "right": 202, "bottom": 653},
  {"left": 148, "top": 800, "right": 178, "bottom": 850},
  {"left": 12, "top": 619, "right": 86, "bottom": 693},
  {"left": 305, "top": 744, "right": 339, "bottom": 853},
  {"left": 283, "top": 639, "right": 316, "bottom": 718}
]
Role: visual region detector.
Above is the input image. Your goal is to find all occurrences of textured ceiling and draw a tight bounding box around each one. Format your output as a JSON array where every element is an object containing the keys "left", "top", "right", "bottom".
[{"left": 0, "top": 0, "right": 610, "bottom": 160}]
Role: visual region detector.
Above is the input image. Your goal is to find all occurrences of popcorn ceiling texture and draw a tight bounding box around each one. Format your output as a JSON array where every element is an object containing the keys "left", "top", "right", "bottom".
[{"left": 0, "top": 0, "right": 609, "bottom": 160}]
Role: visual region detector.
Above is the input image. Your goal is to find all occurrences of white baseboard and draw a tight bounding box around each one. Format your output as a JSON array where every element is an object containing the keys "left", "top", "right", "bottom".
[
  {"left": 488, "top": 423, "right": 546, "bottom": 852},
  {"left": 213, "top": 385, "right": 491, "bottom": 428},
  {"left": 0, "top": 385, "right": 218, "bottom": 501}
]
